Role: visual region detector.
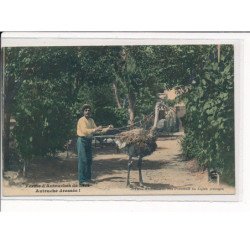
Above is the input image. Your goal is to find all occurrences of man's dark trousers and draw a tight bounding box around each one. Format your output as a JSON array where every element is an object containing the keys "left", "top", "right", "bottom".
[{"left": 77, "top": 137, "right": 92, "bottom": 184}]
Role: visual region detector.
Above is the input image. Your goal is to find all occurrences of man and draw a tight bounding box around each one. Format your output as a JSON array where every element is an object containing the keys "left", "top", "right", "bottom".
[{"left": 77, "top": 104, "right": 112, "bottom": 187}]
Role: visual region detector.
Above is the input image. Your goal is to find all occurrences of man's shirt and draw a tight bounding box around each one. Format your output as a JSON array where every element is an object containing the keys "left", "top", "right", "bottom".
[{"left": 77, "top": 116, "right": 97, "bottom": 137}]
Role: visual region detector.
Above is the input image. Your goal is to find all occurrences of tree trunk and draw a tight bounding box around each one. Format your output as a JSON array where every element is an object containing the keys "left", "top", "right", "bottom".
[
  {"left": 2, "top": 48, "right": 12, "bottom": 171},
  {"left": 127, "top": 92, "right": 135, "bottom": 129},
  {"left": 2, "top": 73, "right": 17, "bottom": 172},
  {"left": 217, "top": 44, "right": 221, "bottom": 63},
  {"left": 3, "top": 103, "right": 11, "bottom": 171},
  {"left": 119, "top": 46, "right": 135, "bottom": 129},
  {"left": 112, "top": 82, "right": 122, "bottom": 109},
  {"left": 22, "top": 160, "right": 30, "bottom": 177}
]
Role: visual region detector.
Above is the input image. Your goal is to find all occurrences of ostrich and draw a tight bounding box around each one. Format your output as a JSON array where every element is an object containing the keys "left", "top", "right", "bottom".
[{"left": 115, "top": 101, "right": 167, "bottom": 188}]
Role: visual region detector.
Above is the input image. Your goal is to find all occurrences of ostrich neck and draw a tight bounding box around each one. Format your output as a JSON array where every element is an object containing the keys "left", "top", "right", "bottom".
[{"left": 149, "top": 104, "right": 160, "bottom": 135}]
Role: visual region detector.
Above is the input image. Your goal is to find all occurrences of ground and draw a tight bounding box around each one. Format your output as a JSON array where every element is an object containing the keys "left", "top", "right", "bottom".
[{"left": 2, "top": 133, "right": 235, "bottom": 196}]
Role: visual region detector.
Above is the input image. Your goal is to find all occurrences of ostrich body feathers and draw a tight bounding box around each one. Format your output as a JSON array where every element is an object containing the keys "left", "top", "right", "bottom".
[{"left": 115, "top": 128, "right": 157, "bottom": 157}]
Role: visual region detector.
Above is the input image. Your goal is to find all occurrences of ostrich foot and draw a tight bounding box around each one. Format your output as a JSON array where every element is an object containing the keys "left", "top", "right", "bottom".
[
  {"left": 127, "top": 183, "right": 150, "bottom": 190},
  {"left": 139, "top": 183, "right": 150, "bottom": 190},
  {"left": 127, "top": 183, "right": 138, "bottom": 190}
]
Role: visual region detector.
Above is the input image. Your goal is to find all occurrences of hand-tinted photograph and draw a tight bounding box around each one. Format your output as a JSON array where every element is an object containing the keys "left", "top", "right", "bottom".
[{"left": 1, "top": 38, "right": 235, "bottom": 196}]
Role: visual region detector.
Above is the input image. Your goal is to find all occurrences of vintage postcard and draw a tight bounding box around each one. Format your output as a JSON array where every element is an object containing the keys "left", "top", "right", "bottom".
[{"left": 0, "top": 33, "right": 240, "bottom": 200}]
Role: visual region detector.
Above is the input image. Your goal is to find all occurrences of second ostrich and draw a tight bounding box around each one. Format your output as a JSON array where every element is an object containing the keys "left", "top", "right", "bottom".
[{"left": 115, "top": 102, "right": 167, "bottom": 187}]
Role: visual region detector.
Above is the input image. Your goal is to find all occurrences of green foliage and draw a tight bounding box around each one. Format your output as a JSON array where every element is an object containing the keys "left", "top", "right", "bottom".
[
  {"left": 163, "top": 97, "right": 177, "bottom": 107},
  {"left": 13, "top": 79, "right": 74, "bottom": 159},
  {"left": 4, "top": 46, "right": 167, "bottom": 163},
  {"left": 179, "top": 45, "right": 235, "bottom": 185},
  {"left": 5, "top": 47, "right": 87, "bottom": 161},
  {"left": 95, "top": 106, "right": 128, "bottom": 128},
  {"left": 113, "top": 46, "right": 169, "bottom": 121},
  {"left": 4, "top": 45, "right": 235, "bottom": 186}
]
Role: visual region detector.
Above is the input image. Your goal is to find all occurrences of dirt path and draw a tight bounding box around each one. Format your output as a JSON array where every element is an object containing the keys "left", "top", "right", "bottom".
[{"left": 3, "top": 134, "right": 235, "bottom": 196}]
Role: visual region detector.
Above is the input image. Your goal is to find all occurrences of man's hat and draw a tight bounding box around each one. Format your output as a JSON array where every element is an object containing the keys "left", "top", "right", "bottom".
[{"left": 82, "top": 104, "right": 92, "bottom": 112}]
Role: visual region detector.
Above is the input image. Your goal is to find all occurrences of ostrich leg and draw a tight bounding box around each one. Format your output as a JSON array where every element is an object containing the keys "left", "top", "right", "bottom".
[
  {"left": 127, "top": 155, "right": 133, "bottom": 187},
  {"left": 138, "top": 156, "right": 143, "bottom": 186}
]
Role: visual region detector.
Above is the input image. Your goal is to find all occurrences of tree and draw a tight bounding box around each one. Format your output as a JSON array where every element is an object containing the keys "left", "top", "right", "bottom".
[
  {"left": 111, "top": 46, "right": 166, "bottom": 128},
  {"left": 3, "top": 47, "right": 37, "bottom": 170},
  {"left": 4, "top": 47, "right": 83, "bottom": 170},
  {"left": 164, "top": 45, "right": 235, "bottom": 184},
  {"left": 2, "top": 45, "right": 194, "bottom": 170},
  {"left": 3, "top": 44, "right": 235, "bottom": 185}
]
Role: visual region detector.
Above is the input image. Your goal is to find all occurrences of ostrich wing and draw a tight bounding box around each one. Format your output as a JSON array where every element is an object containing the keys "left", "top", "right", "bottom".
[
  {"left": 115, "top": 128, "right": 156, "bottom": 151},
  {"left": 117, "top": 129, "right": 145, "bottom": 145}
]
